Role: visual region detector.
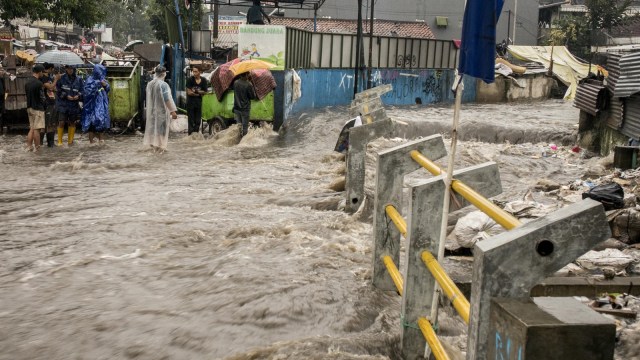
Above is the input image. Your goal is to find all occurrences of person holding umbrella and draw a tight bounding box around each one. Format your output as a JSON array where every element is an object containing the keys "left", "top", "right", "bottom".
[
  {"left": 56, "top": 64, "right": 84, "bottom": 146},
  {"left": 81, "top": 64, "right": 110, "bottom": 144}
]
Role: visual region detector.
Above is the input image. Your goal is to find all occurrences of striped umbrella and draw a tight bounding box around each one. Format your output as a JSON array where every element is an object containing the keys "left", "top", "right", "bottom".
[{"left": 35, "top": 50, "right": 84, "bottom": 66}]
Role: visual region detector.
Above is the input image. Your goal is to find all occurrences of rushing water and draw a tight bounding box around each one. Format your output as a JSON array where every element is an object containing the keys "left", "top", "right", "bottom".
[{"left": 2, "top": 100, "right": 620, "bottom": 360}]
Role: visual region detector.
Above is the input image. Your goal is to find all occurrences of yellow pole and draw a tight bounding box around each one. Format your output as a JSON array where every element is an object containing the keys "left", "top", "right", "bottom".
[
  {"left": 417, "top": 317, "right": 452, "bottom": 360},
  {"left": 409, "top": 150, "right": 521, "bottom": 231},
  {"left": 421, "top": 251, "right": 470, "bottom": 324},
  {"left": 382, "top": 255, "right": 404, "bottom": 295},
  {"left": 385, "top": 205, "right": 407, "bottom": 237}
]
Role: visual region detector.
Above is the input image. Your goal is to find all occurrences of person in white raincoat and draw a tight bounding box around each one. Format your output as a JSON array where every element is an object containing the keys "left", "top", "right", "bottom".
[{"left": 143, "top": 66, "right": 177, "bottom": 151}]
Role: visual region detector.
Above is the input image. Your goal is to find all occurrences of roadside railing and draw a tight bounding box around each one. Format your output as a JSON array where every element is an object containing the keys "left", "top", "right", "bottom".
[{"left": 363, "top": 134, "right": 611, "bottom": 360}]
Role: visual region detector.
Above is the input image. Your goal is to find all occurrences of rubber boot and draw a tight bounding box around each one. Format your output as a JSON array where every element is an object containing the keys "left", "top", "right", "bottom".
[
  {"left": 68, "top": 127, "right": 75, "bottom": 145},
  {"left": 46, "top": 132, "right": 54, "bottom": 147},
  {"left": 57, "top": 127, "right": 64, "bottom": 146}
]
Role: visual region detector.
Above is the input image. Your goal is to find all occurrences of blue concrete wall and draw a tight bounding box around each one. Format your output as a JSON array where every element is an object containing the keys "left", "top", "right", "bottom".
[{"left": 284, "top": 68, "right": 477, "bottom": 121}]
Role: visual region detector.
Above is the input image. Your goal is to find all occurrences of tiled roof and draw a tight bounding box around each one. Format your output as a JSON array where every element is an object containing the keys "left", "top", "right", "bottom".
[{"left": 270, "top": 18, "right": 435, "bottom": 39}]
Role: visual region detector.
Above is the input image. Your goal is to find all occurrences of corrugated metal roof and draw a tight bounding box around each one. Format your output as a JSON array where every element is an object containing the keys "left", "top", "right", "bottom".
[
  {"left": 606, "top": 52, "right": 640, "bottom": 98},
  {"left": 607, "top": 96, "right": 625, "bottom": 129},
  {"left": 621, "top": 93, "right": 640, "bottom": 140},
  {"left": 574, "top": 80, "right": 607, "bottom": 116}
]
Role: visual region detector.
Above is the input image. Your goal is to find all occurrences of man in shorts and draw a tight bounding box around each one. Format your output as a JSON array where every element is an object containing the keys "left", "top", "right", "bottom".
[
  {"left": 56, "top": 64, "right": 83, "bottom": 146},
  {"left": 25, "top": 65, "right": 45, "bottom": 152}
]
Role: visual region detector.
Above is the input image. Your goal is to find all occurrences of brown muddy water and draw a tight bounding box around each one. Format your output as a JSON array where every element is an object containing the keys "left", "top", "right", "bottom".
[{"left": 0, "top": 100, "right": 627, "bottom": 359}]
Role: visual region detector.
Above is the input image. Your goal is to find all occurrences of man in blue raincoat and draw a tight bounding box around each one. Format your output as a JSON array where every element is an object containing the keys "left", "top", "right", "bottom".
[
  {"left": 81, "top": 64, "right": 110, "bottom": 144},
  {"left": 56, "top": 65, "right": 83, "bottom": 146}
]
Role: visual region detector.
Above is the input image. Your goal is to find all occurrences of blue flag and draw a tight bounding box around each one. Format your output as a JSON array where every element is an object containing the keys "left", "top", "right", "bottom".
[{"left": 458, "top": 0, "right": 505, "bottom": 83}]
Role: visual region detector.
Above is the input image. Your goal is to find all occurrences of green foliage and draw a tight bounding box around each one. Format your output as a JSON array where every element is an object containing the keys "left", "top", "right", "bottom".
[
  {"left": 104, "top": 0, "right": 157, "bottom": 46},
  {"left": 146, "top": 0, "right": 203, "bottom": 44},
  {"left": 586, "top": 0, "right": 638, "bottom": 30},
  {"left": 550, "top": 0, "right": 640, "bottom": 59},
  {"left": 548, "top": 15, "right": 591, "bottom": 58}
]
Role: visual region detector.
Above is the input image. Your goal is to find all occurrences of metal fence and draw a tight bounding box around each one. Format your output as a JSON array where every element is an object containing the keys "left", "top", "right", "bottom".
[{"left": 286, "top": 27, "right": 458, "bottom": 70}]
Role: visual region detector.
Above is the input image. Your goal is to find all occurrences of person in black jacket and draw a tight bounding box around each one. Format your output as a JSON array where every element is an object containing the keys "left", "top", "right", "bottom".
[
  {"left": 233, "top": 72, "right": 256, "bottom": 137},
  {"left": 185, "top": 66, "right": 208, "bottom": 135}
]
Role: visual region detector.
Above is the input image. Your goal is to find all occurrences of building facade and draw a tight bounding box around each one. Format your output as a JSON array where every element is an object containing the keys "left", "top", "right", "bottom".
[{"left": 222, "top": 0, "right": 539, "bottom": 45}]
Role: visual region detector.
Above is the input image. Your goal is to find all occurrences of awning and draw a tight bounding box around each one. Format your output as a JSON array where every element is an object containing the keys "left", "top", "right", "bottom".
[
  {"left": 204, "top": 0, "right": 325, "bottom": 10},
  {"left": 508, "top": 45, "right": 590, "bottom": 100}
]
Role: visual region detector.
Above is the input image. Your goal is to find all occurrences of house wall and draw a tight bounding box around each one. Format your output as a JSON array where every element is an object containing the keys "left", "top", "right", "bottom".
[
  {"left": 476, "top": 74, "right": 555, "bottom": 103},
  {"left": 280, "top": 68, "right": 476, "bottom": 125}
]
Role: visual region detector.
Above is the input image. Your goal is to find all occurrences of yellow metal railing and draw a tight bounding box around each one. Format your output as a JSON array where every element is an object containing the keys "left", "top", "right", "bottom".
[
  {"left": 382, "top": 255, "right": 404, "bottom": 295},
  {"left": 383, "top": 204, "right": 470, "bottom": 323},
  {"left": 385, "top": 204, "right": 407, "bottom": 237},
  {"left": 418, "top": 317, "right": 452, "bottom": 360},
  {"left": 409, "top": 150, "right": 521, "bottom": 230},
  {"left": 422, "top": 251, "right": 470, "bottom": 324}
]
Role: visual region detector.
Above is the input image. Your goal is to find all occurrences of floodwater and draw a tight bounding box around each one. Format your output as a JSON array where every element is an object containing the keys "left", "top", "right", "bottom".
[{"left": 0, "top": 100, "right": 625, "bottom": 359}]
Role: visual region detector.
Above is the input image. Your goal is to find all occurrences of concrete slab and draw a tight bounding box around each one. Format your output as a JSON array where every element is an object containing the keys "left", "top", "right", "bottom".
[
  {"left": 372, "top": 135, "right": 447, "bottom": 291},
  {"left": 467, "top": 199, "right": 611, "bottom": 360},
  {"left": 488, "top": 297, "right": 615, "bottom": 360},
  {"left": 346, "top": 119, "right": 396, "bottom": 213}
]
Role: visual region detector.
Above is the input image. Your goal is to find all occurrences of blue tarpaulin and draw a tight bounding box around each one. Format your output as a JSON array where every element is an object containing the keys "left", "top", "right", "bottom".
[{"left": 458, "top": 0, "right": 505, "bottom": 83}]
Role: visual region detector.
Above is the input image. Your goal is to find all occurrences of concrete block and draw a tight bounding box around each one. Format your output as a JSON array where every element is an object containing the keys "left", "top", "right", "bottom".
[
  {"left": 372, "top": 135, "right": 447, "bottom": 291},
  {"left": 488, "top": 297, "right": 615, "bottom": 360},
  {"left": 345, "top": 119, "right": 395, "bottom": 213},
  {"left": 467, "top": 199, "right": 611, "bottom": 360},
  {"left": 354, "top": 84, "right": 392, "bottom": 100},
  {"left": 401, "top": 162, "right": 503, "bottom": 359}
]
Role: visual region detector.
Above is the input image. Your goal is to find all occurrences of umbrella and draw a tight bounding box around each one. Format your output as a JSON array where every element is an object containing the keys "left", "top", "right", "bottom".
[
  {"left": 228, "top": 59, "right": 276, "bottom": 76},
  {"left": 35, "top": 50, "right": 84, "bottom": 66}
]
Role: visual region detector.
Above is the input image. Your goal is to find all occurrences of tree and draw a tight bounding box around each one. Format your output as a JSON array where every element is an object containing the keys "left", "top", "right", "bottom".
[
  {"left": 0, "top": 0, "right": 143, "bottom": 29},
  {"left": 549, "top": 0, "right": 639, "bottom": 59},
  {"left": 104, "top": 0, "right": 157, "bottom": 46},
  {"left": 146, "top": 0, "right": 203, "bottom": 44}
]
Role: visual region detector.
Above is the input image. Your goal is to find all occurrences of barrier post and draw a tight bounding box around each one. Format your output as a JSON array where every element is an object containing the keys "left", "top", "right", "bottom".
[
  {"left": 401, "top": 162, "right": 503, "bottom": 359},
  {"left": 467, "top": 199, "right": 611, "bottom": 360},
  {"left": 345, "top": 119, "right": 395, "bottom": 213},
  {"left": 372, "top": 135, "right": 447, "bottom": 290}
]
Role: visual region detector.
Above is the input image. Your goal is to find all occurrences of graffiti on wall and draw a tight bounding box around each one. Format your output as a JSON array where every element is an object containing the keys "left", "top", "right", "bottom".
[
  {"left": 495, "top": 331, "right": 523, "bottom": 360},
  {"left": 365, "top": 69, "right": 445, "bottom": 103}
]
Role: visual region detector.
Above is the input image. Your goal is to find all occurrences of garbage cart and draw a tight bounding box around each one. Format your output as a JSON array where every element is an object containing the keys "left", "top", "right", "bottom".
[
  {"left": 101, "top": 60, "right": 142, "bottom": 130},
  {"left": 201, "top": 90, "right": 274, "bottom": 135}
]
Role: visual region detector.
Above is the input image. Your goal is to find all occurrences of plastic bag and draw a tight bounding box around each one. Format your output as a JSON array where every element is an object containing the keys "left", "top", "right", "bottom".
[
  {"left": 170, "top": 115, "right": 188, "bottom": 133},
  {"left": 448, "top": 211, "right": 505, "bottom": 248},
  {"left": 582, "top": 183, "right": 624, "bottom": 210}
]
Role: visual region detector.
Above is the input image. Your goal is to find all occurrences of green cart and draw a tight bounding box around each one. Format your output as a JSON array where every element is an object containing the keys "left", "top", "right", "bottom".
[
  {"left": 101, "top": 60, "right": 142, "bottom": 130},
  {"left": 201, "top": 90, "right": 274, "bottom": 135}
]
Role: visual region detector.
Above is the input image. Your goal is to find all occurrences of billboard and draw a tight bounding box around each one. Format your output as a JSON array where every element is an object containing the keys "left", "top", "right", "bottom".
[
  {"left": 238, "top": 25, "right": 286, "bottom": 70},
  {"left": 209, "top": 15, "right": 245, "bottom": 48}
]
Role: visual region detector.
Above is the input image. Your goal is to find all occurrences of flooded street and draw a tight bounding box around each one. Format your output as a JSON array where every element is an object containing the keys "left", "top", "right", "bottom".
[{"left": 0, "top": 100, "right": 596, "bottom": 359}]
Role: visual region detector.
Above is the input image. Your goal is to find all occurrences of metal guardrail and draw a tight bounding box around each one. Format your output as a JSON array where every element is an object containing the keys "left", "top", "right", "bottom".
[
  {"left": 377, "top": 149, "right": 522, "bottom": 360},
  {"left": 409, "top": 150, "right": 521, "bottom": 230}
]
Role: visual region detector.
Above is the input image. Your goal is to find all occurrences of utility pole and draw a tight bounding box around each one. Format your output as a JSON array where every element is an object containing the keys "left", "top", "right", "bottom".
[
  {"left": 367, "top": 0, "right": 375, "bottom": 89},
  {"left": 354, "top": 0, "right": 363, "bottom": 98},
  {"left": 214, "top": 3, "right": 219, "bottom": 40},
  {"left": 512, "top": 0, "right": 518, "bottom": 44},
  {"left": 507, "top": 10, "right": 511, "bottom": 43}
]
